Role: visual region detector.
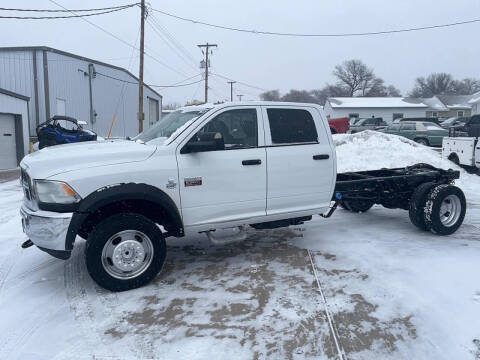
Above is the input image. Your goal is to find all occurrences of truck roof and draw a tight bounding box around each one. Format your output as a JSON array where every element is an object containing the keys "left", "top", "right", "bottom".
[{"left": 181, "top": 101, "right": 323, "bottom": 111}]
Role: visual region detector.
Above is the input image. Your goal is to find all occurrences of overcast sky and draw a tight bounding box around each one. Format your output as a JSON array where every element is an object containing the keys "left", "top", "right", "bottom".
[{"left": 1, "top": 0, "right": 479, "bottom": 105}]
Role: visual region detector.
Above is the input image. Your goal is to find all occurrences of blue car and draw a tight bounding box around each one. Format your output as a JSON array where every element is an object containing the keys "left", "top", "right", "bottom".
[{"left": 37, "top": 116, "right": 97, "bottom": 149}]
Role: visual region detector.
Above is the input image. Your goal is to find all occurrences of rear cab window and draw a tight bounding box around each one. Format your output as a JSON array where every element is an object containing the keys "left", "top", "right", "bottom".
[{"left": 266, "top": 108, "right": 319, "bottom": 145}]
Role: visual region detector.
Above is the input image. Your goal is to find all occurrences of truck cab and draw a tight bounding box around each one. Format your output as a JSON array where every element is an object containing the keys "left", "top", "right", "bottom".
[{"left": 20, "top": 102, "right": 336, "bottom": 291}]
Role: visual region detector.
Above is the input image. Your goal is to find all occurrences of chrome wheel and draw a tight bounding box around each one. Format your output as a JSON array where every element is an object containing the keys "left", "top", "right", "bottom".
[
  {"left": 101, "top": 230, "right": 154, "bottom": 280},
  {"left": 439, "top": 194, "right": 461, "bottom": 227}
]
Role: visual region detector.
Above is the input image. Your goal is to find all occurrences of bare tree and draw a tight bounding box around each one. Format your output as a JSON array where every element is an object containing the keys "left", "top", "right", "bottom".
[
  {"left": 333, "top": 59, "right": 374, "bottom": 96},
  {"left": 259, "top": 90, "right": 281, "bottom": 101},
  {"left": 409, "top": 73, "right": 456, "bottom": 97},
  {"left": 452, "top": 78, "right": 480, "bottom": 95},
  {"left": 281, "top": 90, "right": 317, "bottom": 103},
  {"left": 364, "top": 78, "right": 387, "bottom": 97},
  {"left": 311, "top": 85, "right": 349, "bottom": 105},
  {"left": 387, "top": 85, "right": 402, "bottom": 97}
]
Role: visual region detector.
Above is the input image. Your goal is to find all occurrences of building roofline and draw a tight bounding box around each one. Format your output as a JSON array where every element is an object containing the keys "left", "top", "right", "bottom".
[
  {"left": 0, "top": 87, "right": 30, "bottom": 101},
  {"left": 0, "top": 46, "right": 162, "bottom": 98}
]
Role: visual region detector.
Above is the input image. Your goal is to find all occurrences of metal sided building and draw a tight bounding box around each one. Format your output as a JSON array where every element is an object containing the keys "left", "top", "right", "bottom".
[{"left": 0, "top": 46, "right": 162, "bottom": 169}]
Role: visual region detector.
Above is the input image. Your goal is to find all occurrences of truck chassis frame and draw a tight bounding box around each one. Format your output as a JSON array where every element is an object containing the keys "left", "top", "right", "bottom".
[{"left": 333, "top": 163, "right": 459, "bottom": 211}]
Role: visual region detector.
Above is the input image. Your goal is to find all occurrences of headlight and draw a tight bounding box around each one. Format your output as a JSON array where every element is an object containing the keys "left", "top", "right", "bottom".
[{"left": 34, "top": 180, "right": 81, "bottom": 204}]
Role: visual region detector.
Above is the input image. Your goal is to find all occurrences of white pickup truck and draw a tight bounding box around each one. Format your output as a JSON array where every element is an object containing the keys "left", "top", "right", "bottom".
[
  {"left": 20, "top": 102, "right": 467, "bottom": 291},
  {"left": 443, "top": 136, "right": 479, "bottom": 172}
]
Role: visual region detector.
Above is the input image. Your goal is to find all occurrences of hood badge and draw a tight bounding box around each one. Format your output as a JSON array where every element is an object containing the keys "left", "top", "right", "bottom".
[{"left": 166, "top": 179, "right": 177, "bottom": 189}]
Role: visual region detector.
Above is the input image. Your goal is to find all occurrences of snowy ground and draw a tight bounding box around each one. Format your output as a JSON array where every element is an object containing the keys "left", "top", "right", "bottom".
[{"left": 0, "top": 131, "right": 479, "bottom": 359}]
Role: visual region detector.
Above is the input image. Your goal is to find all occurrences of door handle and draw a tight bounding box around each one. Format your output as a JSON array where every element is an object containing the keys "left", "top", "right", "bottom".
[
  {"left": 242, "top": 159, "right": 262, "bottom": 165},
  {"left": 3, "top": 133, "right": 12, "bottom": 136},
  {"left": 313, "top": 154, "right": 329, "bottom": 160}
]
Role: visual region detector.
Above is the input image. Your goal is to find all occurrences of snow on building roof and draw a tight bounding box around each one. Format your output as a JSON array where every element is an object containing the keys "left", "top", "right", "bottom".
[
  {"left": 468, "top": 91, "right": 480, "bottom": 104},
  {"left": 327, "top": 97, "right": 430, "bottom": 109},
  {"left": 419, "top": 96, "right": 449, "bottom": 111},
  {"left": 436, "top": 95, "right": 473, "bottom": 109}
]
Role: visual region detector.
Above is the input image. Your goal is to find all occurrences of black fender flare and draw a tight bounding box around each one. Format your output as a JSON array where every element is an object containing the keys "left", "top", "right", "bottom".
[{"left": 66, "top": 183, "right": 183, "bottom": 250}]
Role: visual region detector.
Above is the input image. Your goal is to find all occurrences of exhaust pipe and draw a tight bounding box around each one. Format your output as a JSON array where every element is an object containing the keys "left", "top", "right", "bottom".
[{"left": 21, "top": 239, "right": 34, "bottom": 249}]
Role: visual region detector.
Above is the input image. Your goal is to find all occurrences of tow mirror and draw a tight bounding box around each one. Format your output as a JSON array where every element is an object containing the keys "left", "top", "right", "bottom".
[{"left": 181, "top": 132, "right": 225, "bottom": 154}]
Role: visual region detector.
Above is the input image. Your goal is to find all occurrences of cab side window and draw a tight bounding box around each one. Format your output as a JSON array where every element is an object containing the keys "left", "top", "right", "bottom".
[
  {"left": 400, "top": 123, "right": 416, "bottom": 131},
  {"left": 267, "top": 108, "right": 318, "bottom": 144},
  {"left": 196, "top": 108, "right": 258, "bottom": 150}
]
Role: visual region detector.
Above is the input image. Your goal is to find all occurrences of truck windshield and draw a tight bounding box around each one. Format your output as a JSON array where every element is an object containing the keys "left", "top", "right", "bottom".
[{"left": 133, "top": 109, "right": 207, "bottom": 143}]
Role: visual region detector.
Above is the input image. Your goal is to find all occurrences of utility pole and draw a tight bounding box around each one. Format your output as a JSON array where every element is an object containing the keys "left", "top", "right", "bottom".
[
  {"left": 138, "top": 0, "right": 145, "bottom": 133},
  {"left": 237, "top": 94, "right": 244, "bottom": 101},
  {"left": 87, "top": 63, "right": 96, "bottom": 126},
  {"left": 197, "top": 43, "right": 217, "bottom": 103},
  {"left": 227, "top": 81, "right": 236, "bottom": 101}
]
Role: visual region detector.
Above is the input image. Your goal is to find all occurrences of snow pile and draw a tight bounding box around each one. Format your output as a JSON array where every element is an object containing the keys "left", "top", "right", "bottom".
[{"left": 334, "top": 130, "right": 459, "bottom": 173}]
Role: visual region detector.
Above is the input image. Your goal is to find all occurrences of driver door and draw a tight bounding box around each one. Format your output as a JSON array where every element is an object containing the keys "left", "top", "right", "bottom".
[{"left": 176, "top": 106, "right": 267, "bottom": 228}]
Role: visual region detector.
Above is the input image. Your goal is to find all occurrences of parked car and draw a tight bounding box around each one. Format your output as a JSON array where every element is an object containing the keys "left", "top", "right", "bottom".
[
  {"left": 448, "top": 115, "right": 480, "bottom": 138},
  {"left": 328, "top": 117, "right": 350, "bottom": 134},
  {"left": 36, "top": 115, "right": 97, "bottom": 149},
  {"left": 349, "top": 117, "right": 387, "bottom": 133},
  {"left": 440, "top": 116, "right": 468, "bottom": 129},
  {"left": 394, "top": 117, "right": 441, "bottom": 125},
  {"left": 349, "top": 117, "right": 362, "bottom": 126},
  {"left": 20, "top": 102, "right": 466, "bottom": 291},
  {"left": 384, "top": 121, "right": 448, "bottom": 146}
]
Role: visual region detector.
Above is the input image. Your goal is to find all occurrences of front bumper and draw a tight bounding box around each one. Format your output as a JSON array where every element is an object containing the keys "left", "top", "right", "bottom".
[{"left": 20, "top": 204, "right": 72, "bottom": 258}]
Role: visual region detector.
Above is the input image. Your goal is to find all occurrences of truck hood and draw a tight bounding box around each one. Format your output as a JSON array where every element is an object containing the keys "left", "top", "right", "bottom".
[{"left": 21, "top": 140, "right": 156, "bottom": 179}]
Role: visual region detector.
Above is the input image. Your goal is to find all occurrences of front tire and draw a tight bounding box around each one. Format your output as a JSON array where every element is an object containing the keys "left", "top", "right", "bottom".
[
  {"left": 85, "top": 213, "right": 166, "bottom": 291},
  {"left": 423, "top": 185, "right": 466, "bottom": 235}
]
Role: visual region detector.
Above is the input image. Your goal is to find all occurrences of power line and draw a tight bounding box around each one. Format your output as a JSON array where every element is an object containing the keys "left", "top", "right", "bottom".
[
  {"left": 0, "top": 4, "right": 138, "bottom": 12},
  {"left": 96, "top": 71, "right": 203, "bottom": 88},
  {"left": 146, "top": 18, "right": 198, "bottom": 73},
  {"left": 151, "top": 7, "right": 480, "bottom": 37},
  {"left": 148, "top": 14, "right": 198, "bottom": 66},
  {"left": 47, "top": 0, "right": 190, "bottom": 78},
  {"left": 211, "top": 73, "right": 267, "bottom": 92},
  {"left": 0, "top": 5, "right": 136, "bottom": 19}
]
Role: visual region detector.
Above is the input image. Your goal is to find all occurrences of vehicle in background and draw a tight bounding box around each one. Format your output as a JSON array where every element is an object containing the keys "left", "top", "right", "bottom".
[
  {"left": 328, "top": 117, "right": 350, "bottom": 134},
  {"left": 383, "top": 121, "right": 448, "bottom": 146},
  {"left": 349, "top": 117, "right": 387, "bottom": 133},
  {"left": 36, "top": 116, "right": 97, "bottom": 149},
  {"left": 394, "top": 117, "right": 441, "bottom": 125},
  {"left": 448, "top": 115, "right": 480, "bottom": 138},
  {"left": 443, "top": 136, "right": 479, "bottom": 172},
  {"left": 349, "top": 117, "right": 362, "bottom": 126},
  {"left": 440, "top": 116, "right": 468, "bottom": 129}
]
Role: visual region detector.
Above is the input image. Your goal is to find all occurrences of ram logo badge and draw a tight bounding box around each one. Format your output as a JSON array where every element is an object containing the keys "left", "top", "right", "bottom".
[
  {"left": 166, "top": 179, "right": 177, "bottom": 189},
  {"left": 185, "top": 177, "right": 202, "bottom": 187}
]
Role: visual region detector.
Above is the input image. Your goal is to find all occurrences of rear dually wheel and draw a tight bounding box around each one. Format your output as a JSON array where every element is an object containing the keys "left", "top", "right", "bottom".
[{"left": 423, "top": 185, "right": 466, "bottom": 235}]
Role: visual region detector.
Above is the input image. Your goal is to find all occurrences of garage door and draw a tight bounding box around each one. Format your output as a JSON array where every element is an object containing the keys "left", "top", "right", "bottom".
[{"left": 0, "top": 114, "right": 17, "bottom": 170}]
